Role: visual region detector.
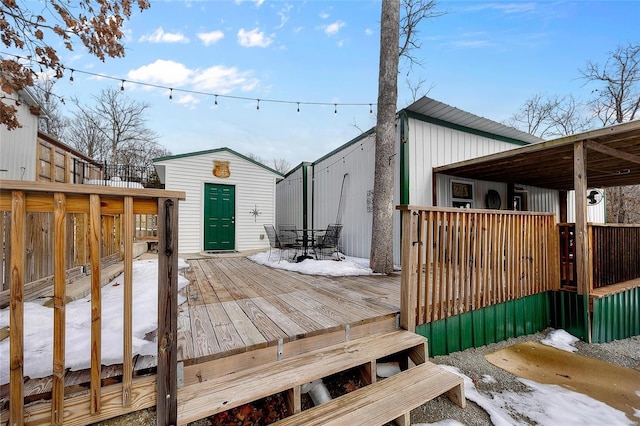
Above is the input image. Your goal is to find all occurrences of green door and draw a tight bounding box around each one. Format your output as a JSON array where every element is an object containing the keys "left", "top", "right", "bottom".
[{"left": 204, "top": 183, "right": 235, "bottom": 251}]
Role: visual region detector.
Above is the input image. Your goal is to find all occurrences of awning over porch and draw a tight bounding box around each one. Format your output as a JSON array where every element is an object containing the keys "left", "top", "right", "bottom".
[{"left": 433, "top": 120, "right": 640, "bottom": 191}]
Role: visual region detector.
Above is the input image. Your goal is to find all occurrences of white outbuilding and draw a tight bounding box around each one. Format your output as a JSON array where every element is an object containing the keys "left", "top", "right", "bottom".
[{"left": 154, "top": 148, "right": 283, "bottom": 254}]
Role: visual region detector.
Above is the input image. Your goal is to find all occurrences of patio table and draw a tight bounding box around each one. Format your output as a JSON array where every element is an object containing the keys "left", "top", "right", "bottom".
[{"left": 295, "top": 229, "right": 323, "bottom": 262}]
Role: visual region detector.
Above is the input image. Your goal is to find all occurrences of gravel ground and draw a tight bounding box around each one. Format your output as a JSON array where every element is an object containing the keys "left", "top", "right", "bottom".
[{"left": 92, "top": 329, "right": 640, "bottom": 426}]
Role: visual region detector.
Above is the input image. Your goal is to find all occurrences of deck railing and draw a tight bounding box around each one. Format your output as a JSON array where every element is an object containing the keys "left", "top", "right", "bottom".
[
  {"left": 398, "top": 206, "right": 559, "bottom": 332},
  {"left": 590, "top": 223, "right": 640, "bottom": 289},
  {"left": 0, "top": 180, "right": 183, "bottom": 426}
]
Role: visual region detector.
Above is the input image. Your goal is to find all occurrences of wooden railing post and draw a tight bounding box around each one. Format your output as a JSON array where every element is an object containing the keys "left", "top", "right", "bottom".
[
  {"left": 52, "top": 193, "right": 67, "bottom": 425},
  {"left": 89, "top": 194, "right": 102, "bottom": 414},
  {"left": 157, "top": 197, "right": 179, "bottom": 426},
  {"left": 10, "top": 190, "right": 26, "bottom": 426},
  {"left": 399, "top": 207, "right": 418, "bottom": 332}
]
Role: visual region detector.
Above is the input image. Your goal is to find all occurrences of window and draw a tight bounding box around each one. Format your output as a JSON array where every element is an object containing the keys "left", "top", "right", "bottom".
[{"left": 451, "top": 180, "right": 474, "bottom": 208}]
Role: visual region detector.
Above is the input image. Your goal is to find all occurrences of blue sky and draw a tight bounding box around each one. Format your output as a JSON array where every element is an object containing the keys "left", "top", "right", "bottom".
[{"left": 37, "top": 0, "right": 640, "bottom": 167}]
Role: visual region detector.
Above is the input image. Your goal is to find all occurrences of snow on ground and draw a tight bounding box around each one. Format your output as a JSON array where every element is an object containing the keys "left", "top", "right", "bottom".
[
  {"left": 540, "top": 328, "right": 580, "bottom": 353},
  {"left": 1, "top": 251, "right": 635, "bottom": 425},
  {"left": 0, "top": 258, "right": 189, "bottom": 385}
]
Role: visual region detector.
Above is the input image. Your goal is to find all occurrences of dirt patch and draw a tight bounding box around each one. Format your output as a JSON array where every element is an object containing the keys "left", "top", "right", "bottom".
[{"left": 485, "top": 341, "right": 640, "bottom": 421}]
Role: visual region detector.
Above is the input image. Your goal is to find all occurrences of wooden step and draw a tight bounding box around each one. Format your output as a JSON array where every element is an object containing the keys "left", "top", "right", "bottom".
[
  {"left": 273, "top": 361, "right": 466, "bottom": 426},
  {"left": 176, "top": 329, "right": 428, "bottom": 425}
]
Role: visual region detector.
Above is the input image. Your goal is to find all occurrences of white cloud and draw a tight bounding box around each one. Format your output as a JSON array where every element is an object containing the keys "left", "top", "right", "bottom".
[
  {"left": 192, "top": 65, "right": 259, "bottom": 94},
  {"left": 234, "top": 0, "right": 264, "bottom": 7},
  {"left": 197, "top": 30, "right": 225, "bottom": 46},
  {"left": 276, "top": 4, "right": 293, "bottom": 29},
  {"left": 138, "top": 27, "right": 189, "bottom": 43},
  {"left": 324, "top": 20, "right": 345, "bottom": 36},
  {"left": 365, "top": 28, "right": 373, "bottom": 36},
  {"left": 175, "top": 94, "right": 200, "bottom": 107},
  {"left": 467, "top": 2, "right": 537, "bottom": 14},
  {"left": 237, "top": 28, "right": 273, "bottom": 47},
  {"left": 127, "top": 60, "right": 193, "bottom": 86},
  {"left": 319, "top": 11, "right": 330, "bottom": 19}
]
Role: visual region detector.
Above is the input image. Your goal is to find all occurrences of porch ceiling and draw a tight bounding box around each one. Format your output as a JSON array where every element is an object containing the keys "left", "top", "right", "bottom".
[{"left": 433, "top": 120, "right": 640, "bottom": 191}]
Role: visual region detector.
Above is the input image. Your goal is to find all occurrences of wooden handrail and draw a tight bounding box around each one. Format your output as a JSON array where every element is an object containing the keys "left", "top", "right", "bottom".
[
  {"left": 398, "top": 206, "right": 559, "bottom": 330},
  {"left": 1, "top": 180, "right": 184, "bottom": 425}
]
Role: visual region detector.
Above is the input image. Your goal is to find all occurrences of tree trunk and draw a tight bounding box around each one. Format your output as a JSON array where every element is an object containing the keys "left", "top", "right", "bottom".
[{"left": 370, "top": 0, "right": 400, "bottom": 274}]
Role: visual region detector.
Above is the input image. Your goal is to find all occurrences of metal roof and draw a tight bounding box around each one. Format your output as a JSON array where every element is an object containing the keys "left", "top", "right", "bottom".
[
  {"left": 433, "top": 120, "right": 640, "bottom": 191},
  {"left": 403, "top": 96, "right": 544, "bottom": 145}
]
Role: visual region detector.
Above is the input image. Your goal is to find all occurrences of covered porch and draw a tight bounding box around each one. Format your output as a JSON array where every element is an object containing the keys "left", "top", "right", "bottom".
[{"left": 430, "top": 120, "right": 640, "bottom": 344}]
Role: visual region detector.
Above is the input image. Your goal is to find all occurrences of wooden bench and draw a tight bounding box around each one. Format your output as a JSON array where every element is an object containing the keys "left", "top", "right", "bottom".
[
  {"left": 176, "top": 329, "right": 431, "bottom": 425},
  {"left": 273, "top": 361, "right": 466, "bottom": 426}
]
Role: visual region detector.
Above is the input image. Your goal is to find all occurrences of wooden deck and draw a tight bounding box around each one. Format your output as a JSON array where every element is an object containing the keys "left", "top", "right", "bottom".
[{"left": 178, "top": 256, "right": 401, "bottom": 364}]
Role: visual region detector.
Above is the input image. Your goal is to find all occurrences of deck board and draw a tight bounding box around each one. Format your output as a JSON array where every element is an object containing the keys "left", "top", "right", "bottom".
[
  {"left": 2, "top": 254, "right": 400, "bottom": 405},
  {"left": 179, "top": 256, "right": 400, "bottom": 363}
]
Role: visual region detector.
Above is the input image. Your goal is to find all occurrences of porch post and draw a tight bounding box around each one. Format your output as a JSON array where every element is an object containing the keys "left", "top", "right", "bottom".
[
  {"left": 573, "top": 141, "right": 592, "bottom": 342},
  {"left": 157, "top": 197, "right": 179, "bottom": 425}
]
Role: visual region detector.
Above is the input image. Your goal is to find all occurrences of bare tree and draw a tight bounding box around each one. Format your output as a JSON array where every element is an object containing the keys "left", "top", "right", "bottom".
[
  {"left": 505, "top": 93, "right": 590, "bottom": 139},
  {"left": 582, "top": 43, "right": 640, "bottom": 223},
  {"left": 405, "top": 75, "right": 434, "bottom": 104},
  {"left": 370, "top": 0, "right": 400, "bottom": 274},
  {"left": 245, "top": 152, "right": 291, "bottom": 174},
  {"left": 370, "top": 0, "right": 442, "bottom": 273},
  {"left": 67, "top": 87, "right": 162, "bottom": 168},
  {"left": 581, "top": 43, "right": 640, "bottom": 126},
  {"left": 0, "top": 0, "right": 150, "bottom": 129},
  {"left": 32, "top": 76, "right": 68, "bottom": 139}
]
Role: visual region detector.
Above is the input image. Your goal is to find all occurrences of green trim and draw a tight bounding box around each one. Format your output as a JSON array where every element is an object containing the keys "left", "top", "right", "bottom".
[
  {"left": 313, "top": 128, "right": 376, "bottom": 165},
  {"left": 548, "top": 291, "right": 588, "bottom": 340},
  {"left": 402, "top": 110, "right": 531, "bottom": 147},
  {"left": 399, "top": 112, "right": 410, "bottom": 205},
  {"left": 302, "top": 163, "right": 309, "bottom": 230},
  {"left": 153, "top": 147, "right": 284, "bottom": 177},
  {"left": 416, "top": 293, "right": 551, "bottom": 356}
]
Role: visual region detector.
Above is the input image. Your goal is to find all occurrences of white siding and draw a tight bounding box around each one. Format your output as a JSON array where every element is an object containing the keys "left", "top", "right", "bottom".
[
  {"left": 0, "top": 93, "right": 38, "bottom": 181},
  {"left": 276, "top": 164, "right": 307, "bottom": 229},
  {"left": 407, "top": 118, "right": 524, "bottom": 207},
  {"left": 567, "top": 189, "right": 606, "bottom": 223},
  {"left": 155, "top": 150, "right": 280, "bottom": 254},
  {"left": 313, "top": 133, "right": 377, "bottom": 260}
]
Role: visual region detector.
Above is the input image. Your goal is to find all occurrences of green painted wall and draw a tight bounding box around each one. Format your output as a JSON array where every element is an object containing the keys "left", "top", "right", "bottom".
[
  {"left": 591, "top": 287, "right": 640, "bottom": 343},
  {"left": 548, "top": 291, "right": 589, "bottom": 340},
  {"left": 416, "top": 292, "right": 551, "bottom": 356}
]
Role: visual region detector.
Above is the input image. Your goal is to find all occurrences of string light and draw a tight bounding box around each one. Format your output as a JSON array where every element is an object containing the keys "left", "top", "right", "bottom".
[
  {"left": 1, "top": 52, "right": 376, "bottom": 114},
  {"left": 214, "top": 95, "right": 218, "bottom": 107},
  {"left": 369, "top": 104, "right": 373, "bottom": 114},
  {"left": 256, "top": 99, "right": 260, "bottom": 111}
]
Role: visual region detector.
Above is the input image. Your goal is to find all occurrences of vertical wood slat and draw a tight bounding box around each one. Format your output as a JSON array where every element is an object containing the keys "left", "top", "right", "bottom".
[
  {"left": 424, "top": 211, "right": 433, "bottom": 323},
  {"left": 90, "top": 194, "right": 102, "bottom": 414},
  {"left": 157, "top": 197, "right": 179, "bottom": 426},
  {"left": 10, "top": 191, "right": 26, "bottom": 426},
  {"left": 122, "top": 196, "right": 134, "bottom": 407},
  {"left": 52, "top": 193, "right": 67, "bottom": 425},
  {"left": 416, "top": 210, "right": 424, "bottom": 325}
]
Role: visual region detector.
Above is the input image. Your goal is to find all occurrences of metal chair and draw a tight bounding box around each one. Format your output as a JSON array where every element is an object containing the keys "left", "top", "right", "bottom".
[
  {"left": 264, "top": 224, "right": 300, "bottom": 262},
  {"left": 313, "top": 224, "right": 343, "bottom": 260}
]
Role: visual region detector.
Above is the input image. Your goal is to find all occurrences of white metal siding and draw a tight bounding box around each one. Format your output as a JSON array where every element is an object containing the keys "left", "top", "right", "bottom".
[
  {"left": 156, "top": 151, "right": 279, "bottom": 254},
  {"left": 566, "top": 190, "right": 606, "bottom": 223},
  {"left": 407, "top": 118, "right": 524, "bottom": 207},
  {"left": 0, "top": 95, "right": 38, "bottom": 181},
  {"left": 276, "top": 166, "right": 305, "bottom": 229},
  {"left": 313, "top": 133, "right": 377, "bottom": 260}
]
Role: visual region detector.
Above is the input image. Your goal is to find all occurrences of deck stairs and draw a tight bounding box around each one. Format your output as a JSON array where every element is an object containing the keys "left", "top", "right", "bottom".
[{"left": 177, "top": 317, "right": 466, "bottom": 425}]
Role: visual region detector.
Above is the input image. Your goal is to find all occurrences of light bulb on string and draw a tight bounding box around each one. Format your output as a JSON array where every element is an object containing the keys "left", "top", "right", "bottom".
[
  {"left": 369, "top": 104, "right": 373, "bottom": 114},
  {"left": 297, "top": 102, "right": 300, "bottom": 114},
  {"left": 214, "top": 95, "right": 218, "bottom": 107},
  {"left": 334, "top": 104, "right": 337, "bottom": 115},
  {"left": 120, "top": 80, "right": 125, "bottom": 91},
  {"left": 169, "top": 88, "right": 173, "bottom": 100},
  {"left": 69, "top": 69, "right": 74, "bottom": 83},
  {"left": 256, "top": 99, "right": 260, "bottom": 111}
]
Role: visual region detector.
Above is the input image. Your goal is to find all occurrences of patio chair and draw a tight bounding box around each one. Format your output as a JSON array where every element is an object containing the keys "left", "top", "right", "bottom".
[
  {"left": 264, "top": 224, "right": 300, "bottom": 262},
  {"left": 313, "top": 223, "right": 343, "bottom": 260}
]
